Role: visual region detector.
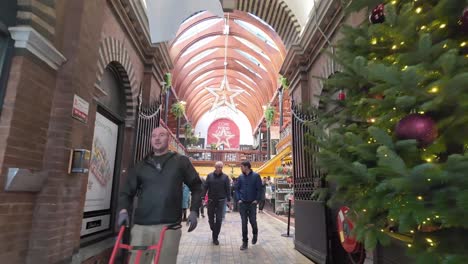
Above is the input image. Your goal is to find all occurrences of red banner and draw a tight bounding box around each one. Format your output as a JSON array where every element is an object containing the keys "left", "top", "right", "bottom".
[{"left": 207, "top": 118, "right": 240, "bottom": 149}]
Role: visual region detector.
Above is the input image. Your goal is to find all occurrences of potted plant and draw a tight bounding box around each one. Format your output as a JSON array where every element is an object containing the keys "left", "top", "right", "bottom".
[
  {"left": 279, "top": 75, "right": 289, "bottom": 90},
  {"left": 171, "top": 101, "right": 185, "bottom": 140}
]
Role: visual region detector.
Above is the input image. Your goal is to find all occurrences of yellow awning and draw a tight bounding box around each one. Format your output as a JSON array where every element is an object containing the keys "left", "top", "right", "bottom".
[{"left": 255, "top": 145, "right": 292, "bottom": 177}]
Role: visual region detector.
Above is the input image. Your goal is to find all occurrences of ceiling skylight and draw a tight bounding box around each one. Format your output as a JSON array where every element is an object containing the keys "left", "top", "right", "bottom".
[
  {"left": 234, "top": 19, "right": 280, "bottom": 51},
  {"left": 185, "top": 48, "right": 218, "bottom": 67},
  {"left": 174, "top": 18, "right": 221, "bottom": 45}
]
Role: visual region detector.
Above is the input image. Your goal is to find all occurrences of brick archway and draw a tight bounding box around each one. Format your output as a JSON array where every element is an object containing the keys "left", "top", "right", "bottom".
[{"left": 94, "top": 37, "right": 138, "bottom": 124}]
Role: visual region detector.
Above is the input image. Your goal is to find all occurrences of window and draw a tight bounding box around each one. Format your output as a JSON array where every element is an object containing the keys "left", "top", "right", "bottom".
[{"left": 0, "top": 23, "right": 13, "bottom": 112}]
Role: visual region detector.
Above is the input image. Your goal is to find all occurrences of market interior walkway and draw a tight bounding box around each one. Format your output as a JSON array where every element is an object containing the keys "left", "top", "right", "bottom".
[{"left": 177, "top": 210, "right": 314, "bottom": 264}]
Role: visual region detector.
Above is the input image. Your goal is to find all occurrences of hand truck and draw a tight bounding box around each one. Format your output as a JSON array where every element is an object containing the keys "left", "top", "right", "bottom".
[{"left": 108, "top": 223, "right": 181, "bottom": 264}]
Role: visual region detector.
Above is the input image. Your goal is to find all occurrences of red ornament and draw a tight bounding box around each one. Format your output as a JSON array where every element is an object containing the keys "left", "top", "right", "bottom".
[
  {"left": 395, "top": 114, "right": 438, "bottom": 147},
  {"left": 337, "top": 91, "right": 346, "bottom": 101},
  {"left": 460, "top": 7, "right": 468, "bottom": 33},
  {"left": 369, "top": 4, "right": 385, "bottom": 24}
]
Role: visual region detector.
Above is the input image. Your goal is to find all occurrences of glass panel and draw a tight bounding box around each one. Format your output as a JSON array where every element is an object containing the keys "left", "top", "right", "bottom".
[
  {"left": 174, "top": 18, "right": 222, "bottom": 45},
  {"left": 234, "top": 19, "right": 280, "bottom": 51},
  {"left": 233, "top": 36, "right": 271, "bottom": 62},
  {"left": 185, "top": 48, "right": 218, "bottom": 67},
  {"left": 182, "top": 36, "right": 218, "bottom": 57}
]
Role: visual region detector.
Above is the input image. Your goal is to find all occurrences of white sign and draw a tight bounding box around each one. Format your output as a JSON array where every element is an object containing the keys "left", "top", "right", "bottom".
[
  {"left": 72, "top": 95, "right": 89, "bottom": 123},
  {"left": 84, "top": 113, "right": 118, "bottom": 212},
  {"left": 81, "top": 214, "right": 110, "bottom": 236}
]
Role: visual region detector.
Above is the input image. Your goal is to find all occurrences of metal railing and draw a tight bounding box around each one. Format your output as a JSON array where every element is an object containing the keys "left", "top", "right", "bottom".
[{"left": 186, "top": 149, "right": 268, "bottom": 165}]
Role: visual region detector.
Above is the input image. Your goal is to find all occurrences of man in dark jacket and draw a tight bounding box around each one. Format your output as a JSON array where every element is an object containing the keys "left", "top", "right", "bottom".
[
  {"left": 204, "top": 161, "right": 231, "bottom": 245},
  {"left": 235, "top": 160, "right": 262, "bottom": 250},
  {"left": 118, "top": 126, "right": 202, "bottom": 264}
]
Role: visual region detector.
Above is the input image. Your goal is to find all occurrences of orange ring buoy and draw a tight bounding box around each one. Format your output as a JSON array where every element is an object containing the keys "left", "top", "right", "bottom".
[{"left": 337, "top": 206, "right": 359, "bottom": 253}]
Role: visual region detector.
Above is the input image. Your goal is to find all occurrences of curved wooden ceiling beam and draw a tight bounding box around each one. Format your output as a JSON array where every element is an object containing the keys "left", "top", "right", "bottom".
[
  {"left": 172, "top": 37, "right": 281, "bottom": 85},
  {"left": 175, "top": 53, "right": 275, "bottom": 101},
  {"left": 171, "top": 22, "right": 283, "bottom": 68},
  {"left": 183, "top": 76, "right": 265, "bottom": 119},
  {"left": 177, "top": 63, "right": 272, "bottom": 104}
]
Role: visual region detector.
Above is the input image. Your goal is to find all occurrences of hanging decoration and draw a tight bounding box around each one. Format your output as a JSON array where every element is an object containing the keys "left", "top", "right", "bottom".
[
  {"left": 369, "top": 4, "right": 385, "bottom": 24},
  {"left": 206, "top": 14, "right": 244, "bottom": 113},
  {"left": 395, "top": 113, "right": 438, "bottom": 147}
]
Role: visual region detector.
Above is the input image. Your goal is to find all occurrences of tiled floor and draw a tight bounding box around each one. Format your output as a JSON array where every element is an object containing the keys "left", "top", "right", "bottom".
[{"left": 177, "top": 210, "right": 314, "bottom": 264}]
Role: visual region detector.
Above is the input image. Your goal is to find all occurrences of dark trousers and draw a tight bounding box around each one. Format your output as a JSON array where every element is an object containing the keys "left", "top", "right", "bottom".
[
  {"left": 200, "top": 203, "right": 205, "bottom": 216},
  {"left": 239, "top": 202, "right": 258, "bottom": 243},
  {"left": 208, "top": 199, "right": 225, "bottom": 240},
  {"left": 258, "top": 199, "right": 265, "bottom": 210}
]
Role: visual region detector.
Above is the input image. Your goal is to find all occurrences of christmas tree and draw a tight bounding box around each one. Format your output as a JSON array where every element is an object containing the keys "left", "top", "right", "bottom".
[{"left": 311, "top": 0, "right": 468, "bottom": 263}]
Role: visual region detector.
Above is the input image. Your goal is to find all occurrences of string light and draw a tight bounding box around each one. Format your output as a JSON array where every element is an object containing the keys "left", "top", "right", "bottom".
[
  {"left": 400, "top": 41, "right": 405, "bottom": 45},
  {"left": 461, "top": 42, "right": 467, "bottom": 47},
  {"left": 371, "top": 38, "right": 378, "bottom": 45},
  {"left": 426, "top": 158, "right": 432, "bottom": 162},
  {"left": 407, "top": 244, "right": 412, "bottom": 248},
  {"left": 435, "top": 215, "right": 439, "bottom": 219},
  {"left": 415, "top": 7, "right": 422, "bottom": 14},
  {"left": 392, "top": 45, "right": 398, "bottom": 50},
  {"left": 429, "top": 86, "right": 439, "bottom": 93},
  {"left": 410, "top": 230, "right": 414, "bottom": 234},
  {"left": 391, "top": 0, "right": 397, "bottom": 4},
  {"left": 417, "top": 196, "right": 423, "bottom": 200},
  {"left": 439, "top": 24, "right": 446, "bottom": 29},
  {"left": 402, "top": 65, "right": 408, "bottom": 71},
  {"left": 418, "top": 111, "right": 425, "bottom": 114},
  {"left": 421, "top": 25, "right": 427, "bottom": 30},
  {"left": 427, "top": 178, "right": 431, "bottom": 182},
  {"left": 443, "top": 44, "right": 448, "bottom": 48},
  {"left": 426, "top": 238, "right": 433, "bottom": 243}
]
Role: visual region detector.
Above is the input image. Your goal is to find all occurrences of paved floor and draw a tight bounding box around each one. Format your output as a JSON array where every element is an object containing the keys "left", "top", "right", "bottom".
[{"left": 177, "top": 210, "right": 314, "bottom": 264}]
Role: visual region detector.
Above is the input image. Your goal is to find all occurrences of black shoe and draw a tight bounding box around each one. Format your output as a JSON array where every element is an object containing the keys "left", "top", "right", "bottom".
[
  {"left": 252, "top": 235, "right": 257, "bottom": 244},
  {"left": 213, "top": 240, "right": 219, "bottom": 245},
  {"left": 240, "top": 243, "right": 248, "bottom": 250}
]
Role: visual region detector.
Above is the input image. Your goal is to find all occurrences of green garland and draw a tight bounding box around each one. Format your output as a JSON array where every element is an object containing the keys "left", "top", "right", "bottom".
[{"left": 311, "top": 0, "right": 468, "bottom": 263}]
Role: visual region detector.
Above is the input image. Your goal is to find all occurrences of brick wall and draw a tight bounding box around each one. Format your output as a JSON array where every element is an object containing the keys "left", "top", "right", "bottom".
[
  {"left": 0, "top": 0, "right": 159, "bottom": 263},
  {"left": 0, "top": 52, "right": 58, "bottom": 263}
]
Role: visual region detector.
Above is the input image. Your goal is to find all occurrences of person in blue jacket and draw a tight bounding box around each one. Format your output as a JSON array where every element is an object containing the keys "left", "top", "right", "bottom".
[
  {"left": 235, "top": 160, "right": 262, "bottom": 250},
  {"left": 182, "top": 183, "right": 191, "bottom": 221}
]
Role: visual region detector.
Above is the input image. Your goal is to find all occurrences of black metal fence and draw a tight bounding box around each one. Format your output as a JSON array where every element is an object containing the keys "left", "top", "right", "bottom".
[{"left": 133, "top": 97, "right": 161, "bottom": 163}]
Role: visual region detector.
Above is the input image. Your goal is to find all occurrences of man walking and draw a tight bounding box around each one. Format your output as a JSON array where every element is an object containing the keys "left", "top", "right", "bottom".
[
  {"left": 204, "top": 161, "right": 231, "bottom": 245},
  {"left": 118, "top": 126, "right": 202, "bottom": 264},
  {"left": 235, "top": 160, "right": 262, "bottom": 250}
]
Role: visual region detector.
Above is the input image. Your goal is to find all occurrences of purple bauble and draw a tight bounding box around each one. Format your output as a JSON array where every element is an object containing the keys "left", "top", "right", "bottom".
[
  {"left": 395, "top": 114, "right": 438, "bottom": 146},
  {"left": 369, "top": 4, "right": 385, "bottom": 24},
  {"left": 461, "top": 7, "right": 468, "bottom": 33}
]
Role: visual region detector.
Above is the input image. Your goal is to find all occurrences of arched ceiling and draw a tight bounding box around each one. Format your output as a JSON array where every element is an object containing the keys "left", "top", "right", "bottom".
[{"left": 170, "top": 10, "right": 287, "bottom": 129}]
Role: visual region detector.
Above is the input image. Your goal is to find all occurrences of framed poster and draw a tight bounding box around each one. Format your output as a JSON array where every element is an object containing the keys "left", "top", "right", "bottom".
[{"left": 85, "top": 112, "right": 119, "bottom": 212}]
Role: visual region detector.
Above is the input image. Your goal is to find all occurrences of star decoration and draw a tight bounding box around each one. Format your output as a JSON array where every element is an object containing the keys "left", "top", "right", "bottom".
[
  {"left": 206, "top": 75, "right": 244, "bottom": 113},
  {"left": 212, "top": 127, "right": 235, "bottom": 149}
]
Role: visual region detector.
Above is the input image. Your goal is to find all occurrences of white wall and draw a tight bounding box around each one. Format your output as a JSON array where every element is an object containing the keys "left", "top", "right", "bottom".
[
  {"left": 284, "top": 0, "right": 316, "bottom": 28},
  {"left": 195, "top": 106, "right": 253, "bottom": 147}
]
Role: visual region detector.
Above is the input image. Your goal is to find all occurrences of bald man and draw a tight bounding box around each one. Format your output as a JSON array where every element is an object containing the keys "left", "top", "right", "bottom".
[
  {"left": 118, "top": 126, "right": 203, "bottom": 263},
  {"left": 204, "top": 161, "right": 231, "bottom": 245}
]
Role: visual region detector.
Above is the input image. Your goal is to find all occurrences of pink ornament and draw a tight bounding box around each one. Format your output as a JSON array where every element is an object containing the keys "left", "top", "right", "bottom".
[{"left": 395, "top": 114, "right": 438, "bottom": 146}]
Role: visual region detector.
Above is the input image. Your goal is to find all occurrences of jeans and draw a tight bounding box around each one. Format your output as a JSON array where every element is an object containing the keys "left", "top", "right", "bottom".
[
  {"left": 207, "top": 199, "right": 226, "bottom": 240},
  {"left": 258, "top": 199, "right": 265, "bottom": 211},
  {"left": 239, "top": 202, "right": 258, "bottom": 243}
]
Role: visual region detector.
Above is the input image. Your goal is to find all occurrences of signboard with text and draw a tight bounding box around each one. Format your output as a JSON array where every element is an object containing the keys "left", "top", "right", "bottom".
[
  {"left": 207, "top": 118, "right": 240, "bottom": 149},
  {"left": 72, "top": 95, "right": 89, "bottom": 123}
]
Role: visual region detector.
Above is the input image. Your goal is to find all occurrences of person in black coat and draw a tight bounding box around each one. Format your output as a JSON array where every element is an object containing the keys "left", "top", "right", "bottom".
[{"left": 204, "top": 161, "right": 231, "bottom": 245}]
